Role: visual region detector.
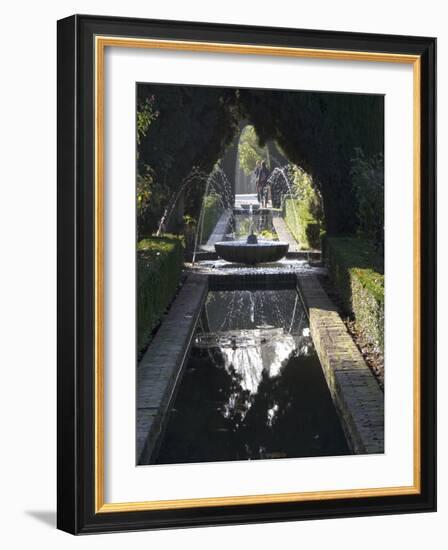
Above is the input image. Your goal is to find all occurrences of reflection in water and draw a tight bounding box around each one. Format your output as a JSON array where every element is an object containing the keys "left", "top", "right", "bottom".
[
  {"left": 232, "top": 212, "right": 275, "bottom": 240},
  {"left": 155, "top": 289, "right": 350, "bottom": 464}
]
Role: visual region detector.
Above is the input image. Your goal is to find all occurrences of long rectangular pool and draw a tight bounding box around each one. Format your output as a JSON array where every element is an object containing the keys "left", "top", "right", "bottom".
[{"left": 154, "top": 287, "right": 350, "bottom": 464}]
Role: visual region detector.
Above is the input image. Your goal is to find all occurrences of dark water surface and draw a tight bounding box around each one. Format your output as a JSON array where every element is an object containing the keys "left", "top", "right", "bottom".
[{"left": 155, "top": 289, "right": 350, "bottom": 464}]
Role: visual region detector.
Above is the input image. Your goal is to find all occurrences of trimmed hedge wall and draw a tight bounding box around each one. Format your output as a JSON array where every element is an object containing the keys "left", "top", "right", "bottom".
[
  {"left": 284, "top": 198, "right": 321, "bottom": 250},
  {"left": 137, "top": 235, "right": 184, "bottom": 353},
  {"left": 326, "top": 237, "right": 384, "bottom": 353}
]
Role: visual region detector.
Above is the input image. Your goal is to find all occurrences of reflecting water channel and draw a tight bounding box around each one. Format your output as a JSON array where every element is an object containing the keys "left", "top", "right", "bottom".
[{"left": 155, "top": 288, "right": 350, "bottom": 464}]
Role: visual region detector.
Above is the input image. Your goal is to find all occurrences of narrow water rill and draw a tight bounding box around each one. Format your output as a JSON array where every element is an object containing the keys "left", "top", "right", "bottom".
[{"left": 154, "top": 287, "right": 350, "bottom": 464}]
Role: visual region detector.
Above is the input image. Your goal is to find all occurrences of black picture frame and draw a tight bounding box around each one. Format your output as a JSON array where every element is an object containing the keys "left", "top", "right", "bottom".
[{"left": 57, "top": 14, "right": 436, "bottom": 534}]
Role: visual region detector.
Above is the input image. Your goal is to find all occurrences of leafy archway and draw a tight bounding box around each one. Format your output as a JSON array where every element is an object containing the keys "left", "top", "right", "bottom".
[
  {"left": 239, "top": 89, "right": 384, "bottom": 235},
  {"left": 137, "top": 83, "right": 383, "bottom": 239}
]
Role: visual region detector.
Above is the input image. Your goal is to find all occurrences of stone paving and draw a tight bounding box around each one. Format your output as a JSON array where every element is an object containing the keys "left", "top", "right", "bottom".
[
  {"left": 272, "top": 215, "right": 321, "bottom": 257},
  {"left": 296, "top": 274, "right": 384, "bottom": 454},
  {"left": 271, "top": 216, "right": 300, "bottom": 252},
  {"left": 136, "top": 273, "right": 208, "bottom": 464}
]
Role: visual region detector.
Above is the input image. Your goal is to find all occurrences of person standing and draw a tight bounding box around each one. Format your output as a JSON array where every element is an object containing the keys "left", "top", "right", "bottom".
[{"left": 258, "top": 160, "right": 270, "bottom": 207}]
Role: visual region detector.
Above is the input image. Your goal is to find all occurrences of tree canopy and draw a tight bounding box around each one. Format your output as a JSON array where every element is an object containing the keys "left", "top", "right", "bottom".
[
  {"left": 237, "top": 125, "right": 268, "bottom": 175},
  {"left": 137, "top": 84, "right": 239, "bottom": 235}
]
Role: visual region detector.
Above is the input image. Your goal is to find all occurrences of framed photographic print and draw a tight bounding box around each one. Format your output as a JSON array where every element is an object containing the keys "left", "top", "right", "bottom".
[{"left": 57, "top": 14, "right": 436, "bottom": 534}]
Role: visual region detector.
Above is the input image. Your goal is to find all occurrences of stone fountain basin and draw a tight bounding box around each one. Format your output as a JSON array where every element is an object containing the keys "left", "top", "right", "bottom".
[{"left": 215, "top": 241, "right": 289, "bottom": 265}]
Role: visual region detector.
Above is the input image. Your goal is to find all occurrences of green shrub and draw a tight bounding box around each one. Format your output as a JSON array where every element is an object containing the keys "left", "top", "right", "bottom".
[
  {"left": 182, "top": 214, "right": 197, "bottom": 250},
  {"left": 284, "top": 198, "right": 321, "bottom": 249},
  {"left": 281, "top": 165, "right": 323, "bottom": 250},
  {"left": 136, "top": 165, "right": 170, "bottom": 240},
  {"left": 326, "top": 237, "right": 384, "bottom": 353},
  {"left": 259, "top": 229, "right": 278, "bottom": 241},
  {"left": 350, "top": 148, "right": 384, "bottom": 252},
  {"left": 137, "top": 235, "right": 184, "bottom": 353},
  {"left": 350, "top": 268, "right": 384, "bottom": 352}
]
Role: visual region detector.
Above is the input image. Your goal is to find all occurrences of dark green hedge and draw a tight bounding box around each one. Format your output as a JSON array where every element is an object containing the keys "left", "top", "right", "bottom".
[
  {"left": 326, "top": 237, "right": 384, "bottom": 353},
  {"left": 137, "top": 235, "right": 184, "bottom": 353},
  {"left": 284, "top": 198, "right": 321, "bottom": 250}
]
